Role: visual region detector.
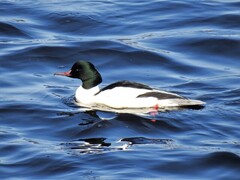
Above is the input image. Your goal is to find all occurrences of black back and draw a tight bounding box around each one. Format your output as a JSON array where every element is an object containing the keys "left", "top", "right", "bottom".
[{"left": 95, "top": 80, "right": 153, "bottom": 95}]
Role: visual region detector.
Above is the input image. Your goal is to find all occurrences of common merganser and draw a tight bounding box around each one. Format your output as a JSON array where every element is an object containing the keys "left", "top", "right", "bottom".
[{"left": 55, "top": 61, "right": 205, "bottom": 112}]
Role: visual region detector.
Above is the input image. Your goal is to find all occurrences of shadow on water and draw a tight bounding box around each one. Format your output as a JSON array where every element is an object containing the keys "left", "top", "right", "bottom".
[{"left": 58, "top": 95, "right": 201, "bottom": 155}]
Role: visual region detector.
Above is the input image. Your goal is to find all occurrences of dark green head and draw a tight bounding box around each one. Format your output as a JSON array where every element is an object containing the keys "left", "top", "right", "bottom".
[{"left": 55, "top": 61, "right": 102, "bottom": 89}]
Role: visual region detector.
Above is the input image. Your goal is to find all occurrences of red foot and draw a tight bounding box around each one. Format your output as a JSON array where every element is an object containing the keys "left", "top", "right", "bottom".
[
  {"left": 150, "top": 104, "right": 159, "bottom": 117},
  {"left": 151, "top": 119, "right": 156, "bottom": 123}
]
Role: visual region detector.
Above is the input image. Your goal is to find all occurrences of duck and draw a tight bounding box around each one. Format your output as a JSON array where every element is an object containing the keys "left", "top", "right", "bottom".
[{"left": 54, "top": 61, "right": 205, "bottom": 112}]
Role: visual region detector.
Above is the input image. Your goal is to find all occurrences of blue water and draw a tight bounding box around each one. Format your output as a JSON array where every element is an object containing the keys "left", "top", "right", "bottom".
[{"left": 1, "top": 0, "right": 240, "bottom": 179}]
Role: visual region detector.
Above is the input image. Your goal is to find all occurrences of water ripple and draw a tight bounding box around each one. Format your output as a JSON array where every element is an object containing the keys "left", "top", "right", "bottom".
[{"left": 1, "top": 0, "right": 240, "bottom": 179}]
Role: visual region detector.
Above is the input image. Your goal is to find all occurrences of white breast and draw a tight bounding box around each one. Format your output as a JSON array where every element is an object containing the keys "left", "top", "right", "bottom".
[{"left": 75, "top": 86, "right": 100, "bottom": 104}]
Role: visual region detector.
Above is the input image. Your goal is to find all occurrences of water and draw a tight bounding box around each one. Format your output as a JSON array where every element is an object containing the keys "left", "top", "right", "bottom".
[{"left": 1, "top": 0, "right": 240, "bottom": 179}]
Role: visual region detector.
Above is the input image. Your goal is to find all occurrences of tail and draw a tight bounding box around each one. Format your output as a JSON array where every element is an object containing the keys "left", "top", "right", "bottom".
[{"left": 158, "top": 99, "right": 205, "bottom": 110}]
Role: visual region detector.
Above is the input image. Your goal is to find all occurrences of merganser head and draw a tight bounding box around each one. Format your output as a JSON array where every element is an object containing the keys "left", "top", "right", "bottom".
[{"left": 54, "top": 61, "right": 102, "bottom": 89}]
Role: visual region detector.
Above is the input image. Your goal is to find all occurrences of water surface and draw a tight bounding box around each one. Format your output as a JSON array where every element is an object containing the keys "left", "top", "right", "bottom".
[{"left": 1, "top": 0, "right": 240, "bottom": 179}]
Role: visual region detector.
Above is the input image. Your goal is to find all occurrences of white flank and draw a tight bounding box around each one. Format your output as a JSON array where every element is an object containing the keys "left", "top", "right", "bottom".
[{"left": 75, "top": 85, "right": 205, "bottom": 109}]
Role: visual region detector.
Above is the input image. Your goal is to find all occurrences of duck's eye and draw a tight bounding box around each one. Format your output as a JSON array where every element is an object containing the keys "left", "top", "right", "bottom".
[{"left": 75, "top": 69, "right": 81, "bottom": 72}]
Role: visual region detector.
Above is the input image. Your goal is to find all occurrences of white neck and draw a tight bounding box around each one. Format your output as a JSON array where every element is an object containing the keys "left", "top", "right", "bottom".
[{"left": 75, "top": 85, "right": 100, "bottom": 104}]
